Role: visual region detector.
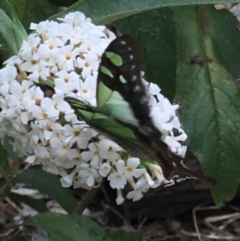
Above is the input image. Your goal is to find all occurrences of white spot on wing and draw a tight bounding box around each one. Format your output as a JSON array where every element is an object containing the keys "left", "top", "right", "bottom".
[
  {"left": 139, "top": 96, "right": 148, "bottom": 104},
  {"left": 120, "top": 41, "right": 127, "bottom": 45},
  {"left": 134, "top": 85, "right": 140, "bottom": 92},
  {"left": 119, "top": 75, "right": 127, "bottom": 84},
  {"left": 132, "top": 75, "right": 137, "bottom": 82}
]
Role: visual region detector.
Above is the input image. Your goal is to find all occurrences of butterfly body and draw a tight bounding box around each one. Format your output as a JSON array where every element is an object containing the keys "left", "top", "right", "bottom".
[{"left": 65, "top": 35, "right": 216, "bottom": 185}]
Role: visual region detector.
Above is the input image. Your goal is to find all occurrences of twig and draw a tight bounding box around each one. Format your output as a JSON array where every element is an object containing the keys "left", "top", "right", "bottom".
[
  {"left": 137, "top": 217, "right": 147, "bottom": 232},
  {"left": 181, "top": 229, "right": 240, "bottom": 240},
  {"left": 104, "top": 203, "right": 127, "bottom": 223},
  {"left": 205, "top": 212, "right": 240, "bottom": 223},
  {"left": 73, "top": 187, "right": 100, "bottom": 215},
  {"left": 192, "top": 204, "right": 205, "bottom": 241},
  {"left": 219, "top": 213, "right": 240, "bottom": 230},
  {"left": 5, "top": 197, "right": 22, "bottom": 213}
]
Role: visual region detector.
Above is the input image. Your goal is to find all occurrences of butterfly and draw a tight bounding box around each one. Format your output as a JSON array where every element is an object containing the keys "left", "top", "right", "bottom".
[{"left": 64, "top": 35, "right": 216, "bottom": 186}]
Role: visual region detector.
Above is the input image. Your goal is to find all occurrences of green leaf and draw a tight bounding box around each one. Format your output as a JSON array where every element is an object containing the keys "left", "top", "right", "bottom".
[
  {"left": 5, "top": 0, "right": 28, "bottom": 44},
  {"left": 26, "top": 213, "right": 105, "bottom": 241},
  {"left": 16, "top": 167, "right": 78, "bottom": 213},
  {"left": 0, "top": 8, "right": 21, "bottom": 55},
  {"left": 0, "top": 143, "right": 14, "bottom": 188},
  {"left": 0, "top": 0, "right": 27, "bottom": 21},
  {"left": 51, "top": 0, "right": 240, "bottom": 24},
  {"left": 19, "top": 0, "right": 58, "bottom": 32},
  {"left": 9, "top": 193, "right": 48, "bottom": 213},
  {"left": 47, "top": 0, "right": 77, "bottom": 7},
  {"left": 104, "top": 231, "right": 142, "bottom": 241},
  {"left": 0, "top": 0, "right": 58, "bottom": 32},
  {"left": 174, "top": 5, "right": 240, "bottom": 204},
  {"left": 113, "top": 8, "right": 177, "bottom": 100},
  {"left": 3, "top": 136, "right": 20, "bottom": 164}
]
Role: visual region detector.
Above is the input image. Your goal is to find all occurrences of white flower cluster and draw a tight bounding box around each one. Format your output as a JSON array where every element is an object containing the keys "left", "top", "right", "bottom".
[{"left": 0, "top": 12, "right": 187, "bottom": 204}]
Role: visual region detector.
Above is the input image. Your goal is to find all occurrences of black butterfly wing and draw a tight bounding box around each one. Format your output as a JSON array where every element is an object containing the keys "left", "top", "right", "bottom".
[
  {"left": 66, "top": 35, "right": 216, "bottom": 185},
  {"left": 97, "top": 35, "right": 152, "bottom": 125}
]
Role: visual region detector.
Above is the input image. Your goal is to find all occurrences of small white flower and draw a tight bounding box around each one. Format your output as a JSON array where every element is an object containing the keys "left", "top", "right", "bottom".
[
  {"left": 144, "top": 172, "right": 155, "bottom": 188},
  {"left": 60, "top": 12, "right": 91, "bottom": 26},
  {"left": 164, "top": 135, "right": 182, "bottom": 153},
  {"left": 124, "top": 157, "right": 146, "bottom": 180},
  {"left": 75, "top": 51, "right": 99, "bottom": 79},
  {"left": 49, "top": 123, "right": 64, "bottom": 147},
  {"left": 27, "top": 59, "right": 50, "bottom": 82},
  {"left": 77, "top": 75, "right": 97, "bottom": 104},
  {"left": 81, "top": 142, "right": 101, "bottom": 168},
  {"left": 25, "top": 155, "right": 37, "bottom": 164},
  {"left": 54, "top": 70, "right": 80, "bottom": 95},
  {"left": 63, "top": 123, "right": 92, "bottom": 149},
  {"left": 98, "top": 139, "right": 123, "bottom": 163},
  {"left": 107, "top": 160, "right": 127, "bottom": 189},
  {"left": 38, "top": 37, "right": 64, "bottom": 59},
  {"left": 55, "top": 45, "right": 79, "bottom": 71},
  {"left": 32, "top": 100, "right": 59, "bottom": 128},
  {"left": 50, "top": 138, "right": 72, "bottom": 158},
  {"left": 0, "top": 66, "right": 18, "bottom": 95},
  {"left": 99, "top": 162, "right": 112, "bottom": 177},
  {"left": 60, "top": 169, "right": 77, "bottom": 188},
  {"left": 126, "top": 178, "right": 150, "bottom": 202},
  {"left": 116, "top": 189, "right": 124, "bottom": 205},
  {"left": 42, "top": 161, "right": 67, "bottom": 176},
  {"left": 21, "top": 53, "right": 40, "bottom": 71},
  {"left": 108, "top": 171, "right": 126, "bottom": 189},
  {"left": 22, "top": 86, "right": 44, "bottom": 113},
  {"left": 78, "top": 163, "right": 99, "bottom": 187},
  {"left": 19, "top": 33, "right": 41, "bottom": 59},
  {"left": 148, "top": 82, "right": 161, "bottom": 95}
]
